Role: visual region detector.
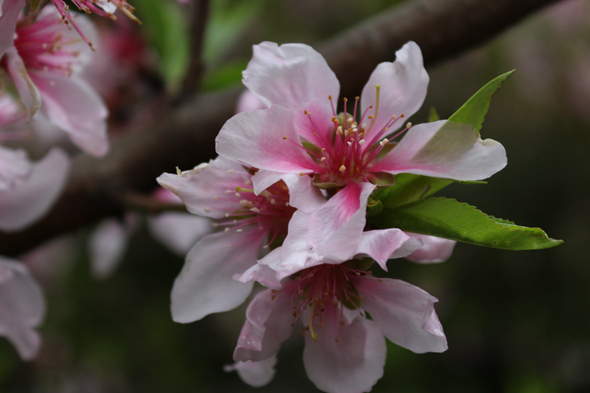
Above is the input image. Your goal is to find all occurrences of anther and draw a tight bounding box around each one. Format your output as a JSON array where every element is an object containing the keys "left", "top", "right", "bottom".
[
  {"left": 227, "top": 169, "right": 234, "bottom": 173},
  {"left": 250, "top": 207, "right": 261, "bottom": 213},
  {"left": 359, "top": 139, "right": 366, "bottom": 145},
  {"left": 339, "top": 165, "right": 346, "bottom": 172},
  {"left": 236, "top": 229, "right": 243, "bottom": 232},
  {"left": 283, "top": 136, "right": 287, "bottom": 140},
  {"left": 406, "top": 122, "right": 412, "bottom": 129},
  {"left": 224, "top": 228, "right": 230, "bottom": 232},
  {"left": 400, "top": 114, "right": 405, "bottom": 118},
  {"left": 335, "top": 336, "right": 340, "bottom": 343}
]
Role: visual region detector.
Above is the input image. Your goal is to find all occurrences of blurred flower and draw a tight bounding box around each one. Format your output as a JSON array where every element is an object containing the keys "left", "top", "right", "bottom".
[
  {"left": 88, "top": 189, "right": 211, "bottom": 280},
  {"left": 3, "top": 7, "right": 109, "bottom": 156},
  {"left": 0, "top": 256, "right": 45, "bottom": 360}
]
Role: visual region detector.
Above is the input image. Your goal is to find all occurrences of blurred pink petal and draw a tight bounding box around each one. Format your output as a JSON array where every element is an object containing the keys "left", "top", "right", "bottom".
[
  {"left": 0, "top": 256, "right": 45, "bottom": 360},
  {"left": 0, "top": 148, "right": 70, "bottom": 232}
]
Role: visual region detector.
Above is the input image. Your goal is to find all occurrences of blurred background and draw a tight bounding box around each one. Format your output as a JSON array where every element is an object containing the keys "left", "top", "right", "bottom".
[{"left": 1, "top": 0, "right": 589, "bottom": 391}]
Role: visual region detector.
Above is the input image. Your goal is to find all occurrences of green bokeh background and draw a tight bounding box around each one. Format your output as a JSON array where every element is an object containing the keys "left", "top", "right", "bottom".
[{"left": 2, "top": 0, "right": 590, "bottom": 391}]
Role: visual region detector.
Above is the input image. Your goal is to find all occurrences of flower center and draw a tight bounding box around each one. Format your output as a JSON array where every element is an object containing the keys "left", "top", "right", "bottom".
[
  {"left": 280, "top": 263, "right": 369, "bottom": 341},
  {"left": 211, "top": 172, "right": 295, "bottom": 249},
  {"left": 15, "top": 14, "right": 83, "bottom": 76},
  {"left": 285, "top": 86, "right": 412, "bottom": 187}
]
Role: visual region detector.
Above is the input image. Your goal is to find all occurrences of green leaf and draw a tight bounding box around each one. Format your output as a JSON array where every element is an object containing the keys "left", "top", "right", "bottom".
[
  {"left": 369, "top": 197, "right": 563, "bottom": 250},
  {"left": 428, "top": 107, "right": 440, "bottom": 122},
  {"left": 371, "top": 173, "right": 453, "bottom": 210},
  {"left": 449, "top": 70, "right": 515, "bottom": 131},
  {"left": 201, "top": 59, "right": 249, "bottom": 91},
  {"left": 135, "top": 0, "right": 190, "bottom": 92}
]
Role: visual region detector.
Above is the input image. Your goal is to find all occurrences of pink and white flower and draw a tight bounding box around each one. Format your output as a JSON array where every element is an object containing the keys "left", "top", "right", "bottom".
[
  {"left": 234, "top": 263, "right": 446, "bottom": 393},
  {"left": 216, "top": 41, "right": 507, "bottom": 202},
  {"left": 237, "top": 182, "right": 422, "bottom": 288},
  {"left": 3, "top": 7, "right": 109, "bottom": 156},
  {"left": 157, "top": 156, "right": 307, "bottom": 322},
  {"left": 0, "top": 256, "right": 45, "bottom": 360}
]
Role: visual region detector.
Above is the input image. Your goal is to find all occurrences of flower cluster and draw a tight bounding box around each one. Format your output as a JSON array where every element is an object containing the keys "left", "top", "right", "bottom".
[
  {"left": 0, "top": 0, "right": 132, "bottom": 359},
  {"left": 159, "top": 41, "right": 509, "bottom": 392}
]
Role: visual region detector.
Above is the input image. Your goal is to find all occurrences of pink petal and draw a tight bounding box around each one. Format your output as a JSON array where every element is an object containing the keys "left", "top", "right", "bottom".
[
  {"left": 353, "top": 277, "right": 448, "bottom": 353},
  {"left": 5, "top": 47, "right": 41, "bottom": 117},
  {"left": 171, "top": 228, "right": 264, "bottom": 323},
  {"left": 31, "top": 72, "right": 109, "bottom": 157},
  {"left": 0, "top": 257, "right": 45, "bottom": 360},
  {"left": 234, "top": 248, "right": 283, "bottom": 290},
  {"left": 248, "top": 182, "right": 369, "bottom": 282},
  {"left": 361, "top": 41, "right": 429, "bottom": 146},
  {"left": 303, "top": 305, "right": 386, "bottom": 393},
  {"left": 216, "top": 105, "right": 317, "bottom": 174},
  {"left": 236, "top": 89, "right": 267, "bottom": 113},
  {"left": 370, "top": 120, "right": 507, "bottom": 181},
  {"left": 259, "top": 182, "right": 375, "bottom": 280},
  {"left": 157, "top": 157, "right": 250, "bottom": 219},
  {"left": 224, "top": 355, "right": 277, "bottom": 388},
  {"left": 354, "top": 229, "right": 423, "bottom": 270},
  {"left": 0, "top": 148, "right": 70, "bottom": 232},
  {"left": 0, "top": 0, "right": 24, "bottom": 57},
  {"left": 0, "top": 146, "right": 31, "bottom": 190},
  {"left": 405, "top": 233, "right": 456, "bottom": 263},
  {"left": 233, "top": 288, "right": 295, "bottom": 362},
  {"left": 242, "top": 42, "right": 339, "bottom": 112},
  {"left": 148, "top": 213, "right": 211, "bottom": 255}
]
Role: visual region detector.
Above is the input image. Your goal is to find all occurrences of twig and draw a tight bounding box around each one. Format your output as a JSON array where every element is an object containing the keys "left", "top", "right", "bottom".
[
  {"left": 124, "top": 193, "right": 189, "bottom": 214},
  {"left": 0, "top": 0, "right": 560, "bottom": 257},
  {"left": 178, "top": 0, "right": 210, "bottom": 99}
]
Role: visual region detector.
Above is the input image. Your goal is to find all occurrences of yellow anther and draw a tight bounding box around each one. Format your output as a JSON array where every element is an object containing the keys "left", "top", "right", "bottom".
[
  {"left": 339, "top": 165, "right": 346, "bottom": 172},
  {"left": 400, "top": 113, "right": 405, "bottom": 118},
  {"left": 328, "top": 95, "right": 332, "bottom": 100},
  {"left": 406, "top": 122, "right": 412, "bottom": 129},
  {"left": 309, "top": 303, "right": 318, "bottom": 341},
  {"left": 283, "top": 136, "right": 287, "bottom": 140}
]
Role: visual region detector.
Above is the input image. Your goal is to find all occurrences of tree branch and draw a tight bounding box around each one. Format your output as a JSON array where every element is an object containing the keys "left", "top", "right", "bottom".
[
  {"left": 178, "top": 0, "right": 210, "bottom": 98},
  {"left": 0, "top": 0, "right": 560, "bottom": 256}
]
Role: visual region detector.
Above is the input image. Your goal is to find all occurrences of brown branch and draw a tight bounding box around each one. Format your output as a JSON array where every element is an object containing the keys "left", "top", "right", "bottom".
[
  {"left": 178, "top": 0, "right": 210, "bottom": 98},
  {"left": 0, "top": 0, "right": 560, "bottom": 257}
]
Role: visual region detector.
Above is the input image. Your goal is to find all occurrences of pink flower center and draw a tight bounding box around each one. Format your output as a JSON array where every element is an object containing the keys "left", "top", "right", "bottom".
[
  {"left": 279, "top": 263, "right": 369, "bottom": 341},
  {"left": 287, "top": 87, "right": 412, "bottom": 186},
  {"left": 49, "top": 0, "right": 140, "bottom": 47},
  {"left": 15, "top": 13, "right": 82, "bottom": 76},
  {"left": 212, "top": 173, "right": 296, "bottom": 249}
]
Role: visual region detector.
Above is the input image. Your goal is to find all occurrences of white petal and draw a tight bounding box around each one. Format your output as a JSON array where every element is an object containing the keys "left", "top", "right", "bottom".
[
  {"left": 371, "top": 120, "right": 507, "bottom": 181},
  {"left": 31, "top": 72, "right": 109, "bottom": 157},
  {"left": 224, "top": 355, "right": 277, "bottom": 388},
  {"left": 235, "top": 89, "right": 267, "bottom": 113},
  {"left": 148, "top": 213, "right": 211, "bottom": 255},
  {"left": 361, "top": 41, "right": 428, "bottom": 146},
  {"left": 0, "top": 148, "right": 70, "bottom": 232},
  {"left": 0, "top": 0, "right": 24, "bottom": 58},
  {"left": 171, "top": 229, "right": 263, "bottom": 323},
  {"left": 243, "top": 42, "right": 339, "bottom": 111},
  {"left": 0, "top": 146, "right": 31, "bottom": 190},
  {"left": 354, "top": 229, "right": 422, "bottom": 270},
  {"left": 0, "top": 257, "right": 45, "bottom": 360},
  {"left": 233, "top": 288, "right": 295, "bottom": 362},
  {"left": 354, "top": 277, "right": 448, "bottom": 353},
  {"left": 157, "top": 156, "right": 249, "bottom": 219},
  {"left": 5, "top": 46, "right": 41, "bottom": 117},
  {"left": 405, "top": 233, "right": 456, "bottom": 263},
  {"left": 89, "top": 216, "right": 138, "bottom": 280},
  {"left": 303, "top": 306, "right": 386, "bottom": 393}
]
